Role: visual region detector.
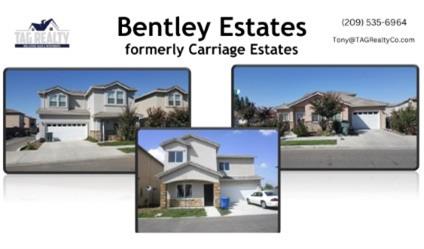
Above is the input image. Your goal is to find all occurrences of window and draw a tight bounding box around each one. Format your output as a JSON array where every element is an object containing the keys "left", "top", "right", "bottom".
[
  {"left": 168, "top": 92, "right": 182, "bottom": 106},
  {"left": 177, "top": 184, "right": 192, "bottom": 198},
  {"left": 59, "top": 95, "right": 66, "bottom": 107},
  {"left": 106, "top": 90, "right": 125, "bottom": 105},
  {"left": 168, "top": 151, "right": 183, "bottom": 163},
  {"left": 281, "top": 112, "right": 289, "bottom": 121},
  {"left": 312, "top": 113, "right": 321, "bottom": 122},
  {"left": 49, "top": 93, "right": 66, "bottom": 107},
  {"left": 175, "top": 94, "right": 181, "bottom": 106},
  {"left": 332, "top": 113, "right": 342, "bottom": 121},
  {"left": 49, "top": 95, "right": 57, "bottom": 107},
  {"left": 107, "top": 91, "right": 115, "bottom": 104},
  {"left": 219, "top": 162, "right": 230, "bottom": 171},
  {"left": 116, "top": 91, "right": 124, "bottom": 104}
]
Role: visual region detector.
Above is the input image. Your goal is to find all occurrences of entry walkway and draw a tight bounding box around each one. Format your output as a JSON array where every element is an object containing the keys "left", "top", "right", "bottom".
[{"left": 204, "top": 206, "right": 221, "bottom": 217}]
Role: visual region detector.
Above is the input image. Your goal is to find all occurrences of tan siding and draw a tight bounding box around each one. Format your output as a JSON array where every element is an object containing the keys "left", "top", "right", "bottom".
[
  {"left": 137, "top": 149, "right": 164, "bottom": 207},
  {"left": 6, "top": 114, "right": 24, "bottom": 128}
]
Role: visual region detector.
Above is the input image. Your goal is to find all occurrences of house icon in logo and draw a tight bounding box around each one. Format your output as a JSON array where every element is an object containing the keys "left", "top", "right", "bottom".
[{"left": 28, "top": 18, "right": 59, "bottom": 31}]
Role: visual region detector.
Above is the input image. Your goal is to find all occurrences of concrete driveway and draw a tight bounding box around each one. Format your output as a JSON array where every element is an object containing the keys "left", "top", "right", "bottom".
[
  {"left": 338, "top": 129, "right": 416, "bottom": 149},
  {"left": 6, "top": 140, "right": 128, "bottom": 166},
  {"left": 227, "top": 201, "right": 278, "bottom": 216}
]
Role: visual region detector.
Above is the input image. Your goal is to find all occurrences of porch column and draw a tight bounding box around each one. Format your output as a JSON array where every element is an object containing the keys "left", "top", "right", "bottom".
[
  {"left": 101, "top": 120, "right": 105, "bottom": 142},
  {"left": 159, "top": 183, "right": 168, "bottom": 208},
  {"left": 213, "top": 183, "right": 221, "bottom": 208}
]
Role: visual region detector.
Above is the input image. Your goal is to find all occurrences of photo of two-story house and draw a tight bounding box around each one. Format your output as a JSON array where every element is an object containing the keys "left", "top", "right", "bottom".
[{"left": 37, "top": 82, "right": 188, "bottom": 142}]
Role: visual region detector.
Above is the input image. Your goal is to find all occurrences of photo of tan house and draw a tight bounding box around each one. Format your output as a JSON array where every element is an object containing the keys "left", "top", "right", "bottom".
[
  {"left": 233, "top": 65, "right": 418, "bottom": 169},
  {"left": 276, "top": 91, "right": 388, "bottom": 131}
]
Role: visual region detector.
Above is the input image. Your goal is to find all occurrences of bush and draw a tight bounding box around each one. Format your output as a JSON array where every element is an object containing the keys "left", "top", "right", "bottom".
[
  {"left": 86, "top": 136, "right": 98, "bottom": 143},
  {"left": 391, "top": 106, "right": 417, "bottom": 135},
  {"left": 144, "top": 107, "right": 167, "bottom": 127},
  {"left": 39, "top": 138, "right": 46, "bottom": 143},
  {"left": 332, "top": 120, "right": 342, "bottom": 134},
  {"left": 166, "top": 108, "right": 190, "bottom": 127},
  {"left": 293, "top": 122, "right": 309, "bottom": 137}
]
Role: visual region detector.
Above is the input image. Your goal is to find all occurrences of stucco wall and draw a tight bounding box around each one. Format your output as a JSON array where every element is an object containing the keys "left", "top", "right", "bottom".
[
  {"left": 217, "top": 157, "right": 255, "bottom": 176},
  {"left": 134, "top": 95, "right": 161, "bottom": 117},
  {"left": 186, "top": 138, "right": 217, "bottom": 171},
  {"left": 5, "top": 114, "right": 24, "bottom": 128},
  {"left": 137, "top": 149, "right": 163, "bottom": 207}
]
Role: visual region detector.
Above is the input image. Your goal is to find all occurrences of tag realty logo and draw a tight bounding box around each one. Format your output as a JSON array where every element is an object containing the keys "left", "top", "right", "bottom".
[{"left": 15, "top": 18, "right": 70, "bottom": 48}]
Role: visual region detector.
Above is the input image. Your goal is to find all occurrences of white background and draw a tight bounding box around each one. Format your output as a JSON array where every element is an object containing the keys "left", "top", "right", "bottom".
[{"left": 0, "top": 0, "right": 423, "bottom": 248}]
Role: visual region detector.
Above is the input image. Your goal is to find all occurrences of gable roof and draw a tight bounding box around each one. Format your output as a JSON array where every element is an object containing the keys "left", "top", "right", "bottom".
[
  {"left": 38, "top": 86, "right": 85, "bottom": 96},
  {"left": 388, "top": 97, "right": 417, "bottom": 107},
  {"left": 276, "top": 91, "right": 387, "bottom": 110},
  {"left": 156, "top": 161, "right": 223, "bottom": 179},
  {"left": 180, "top": 134, "right": 220, "bottom": 148},
  {"left": 160, "top": 134, "right": 220, "bottom": 149},
  {"left": 38, "top": 81, "right": 137, "bottom": 97},
  {"left": 138, "top": 146, "right": 164, "bottom": 168},
  {"left": 135, "top": 85, "right": 187, "bottom": 102},
  {"left": 5, "top": 108, "right": 24, "bottom": 115},
  {"left": 86, "top": 81, "right": 137, "bottom": 95},
  {"left": 29, "top": 18, "right": 58, "bottom": 31}
]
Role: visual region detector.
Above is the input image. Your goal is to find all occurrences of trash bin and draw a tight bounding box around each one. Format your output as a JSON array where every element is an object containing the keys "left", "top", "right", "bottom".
[
  {"left": 220, "top": 196, "right": 230, "bottom": 209},
  {"left": 341, "top": 121, "right": 350, "bottom": 135},
  {"left": 46, "top": 132, "right": 53, "bottom": 142}
]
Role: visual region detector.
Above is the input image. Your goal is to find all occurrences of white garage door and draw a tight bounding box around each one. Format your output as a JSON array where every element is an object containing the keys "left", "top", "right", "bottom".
[
  {"left": 221, "top": 181, "right": 260, "bottom": 203},
  {"left": 47, "top": 123, "right": 88, "bottom": 141},
  {"left": 352, "top": 111, "right": 380, "bottom": 130}
]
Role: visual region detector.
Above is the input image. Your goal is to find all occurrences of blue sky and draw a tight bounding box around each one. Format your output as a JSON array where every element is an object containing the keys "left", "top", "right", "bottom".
[
  {"left": 234, "top": 66, "right": 417, "bottom": 107},
  {"left": 138, "top": 129, "right": 279, "bottom": 186},
  {"left": 5, "top": 69, "right": 189, "bottom": 119}
]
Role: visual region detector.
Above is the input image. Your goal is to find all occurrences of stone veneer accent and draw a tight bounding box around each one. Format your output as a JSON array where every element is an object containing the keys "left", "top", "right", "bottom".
[
  {"left": 159, "top": 183, "right": 169, "bottom": 208},
  {"left": 213, "top": 183, "right": 221, "bottom": 208},
  {"left": 170, "top": 198, "right": 203, "bottom": 207},
  {"left": 89, "top": 130, "right": 101, "bottom": 141}
]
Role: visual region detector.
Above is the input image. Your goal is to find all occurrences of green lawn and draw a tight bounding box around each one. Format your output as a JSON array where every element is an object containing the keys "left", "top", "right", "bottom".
[
  {"left": 98, "top": 140, "right": 134, "bottom": 146},
  {"left": 138, "top": 208, "right": 207, "bottom": 218},
  {"left": 281, "top": 139, "right": 337, "bottom": 146},
  {"left": 118, "top": 147, "right": 135, "bottom": 153}
]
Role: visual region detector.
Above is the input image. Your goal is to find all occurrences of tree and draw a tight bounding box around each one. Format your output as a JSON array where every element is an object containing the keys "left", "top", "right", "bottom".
[
  {"left": 144, "top": 107, "right": 167, "bottom": 127},
  {"left": 256, "top": 107, "right": 275, "bottom": 124},
  {"left": 166, "top": 108, "right": 190, "bottom": 127},
  {"left": 263, "top": 183, "right": 274, "bottom": 190},
  {"left": 310, "top": 93, "right": 344, "bottom": 131},
  {"left": 117, "top": 106, "right": 138, "bottom": 141}
]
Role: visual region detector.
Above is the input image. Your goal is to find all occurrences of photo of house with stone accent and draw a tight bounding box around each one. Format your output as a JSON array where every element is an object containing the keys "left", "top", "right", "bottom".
[{"left": 137, "top": 129, "right": 279, "bottom": 233}]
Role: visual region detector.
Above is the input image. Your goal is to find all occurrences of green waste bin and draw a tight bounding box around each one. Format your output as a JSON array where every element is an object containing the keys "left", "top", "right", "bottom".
[{"left": 341, "top": 121, "right": 350, "bottom": 135}]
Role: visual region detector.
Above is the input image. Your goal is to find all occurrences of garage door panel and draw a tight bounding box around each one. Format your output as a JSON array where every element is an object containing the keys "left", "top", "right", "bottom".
[
  {"left": 352, "top": 111, "right": 380, "bottom": 130},
  {"left": 221, "top": 181, "right": 260, "bottom": 203},
  {"left": 47, "top": 123, "right": 88, "bottom": 141}
]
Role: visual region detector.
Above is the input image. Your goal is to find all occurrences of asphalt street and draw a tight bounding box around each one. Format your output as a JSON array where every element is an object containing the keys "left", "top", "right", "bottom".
[
  {"left": 138, "top": 214, "right": 279, "bottom": 232},
  {"left": 5, "top": 136, "right": 35, "bottom": 151},
  {"left": 281, "top": 148, "right": 417, "bottom": 169},
  {"left": 5, "top": 156, "right": 134, "bottom": 172}
]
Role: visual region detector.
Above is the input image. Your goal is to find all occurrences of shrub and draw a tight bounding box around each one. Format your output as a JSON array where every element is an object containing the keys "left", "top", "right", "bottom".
[
  {"left": 293, "top": 122, "right": 309, "bottom": 137},
  {"left": 166, "top": 108, "right": 190, "bottom": 127},
  {"left": 39, "top": 138, "right": 46, "bottom": 143},
  {"left": 144, "top": 107, "right": 167, "bottom": 127},
  {"left": 117, "top": 106, "right": 138, "bottom": 141},
  {"left": 86, "top": 136, "right": 98, "bottom": 143},
  {"left": 391, "top": 106, "right": 417, "bottom": 135}
]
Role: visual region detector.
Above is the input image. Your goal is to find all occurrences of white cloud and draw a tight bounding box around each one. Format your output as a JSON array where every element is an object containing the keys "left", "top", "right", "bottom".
[
  {"left": 259, "top": 162, "right": 268, "bottom": 168},
  {"left": 148, "top": 147, "right": 165, "bottom": 163},
  {"left": 259, "top": 130, "right": 276, "bottom": 136}
]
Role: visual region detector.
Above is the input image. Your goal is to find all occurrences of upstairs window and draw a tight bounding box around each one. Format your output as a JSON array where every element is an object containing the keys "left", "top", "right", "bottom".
[
  {"left": 219, "top": 162, "right": 230, "bottom": 171},
  {"left": 168, "top": 151, "right": 183, "bottom": 163},
  {"left": 49, "top": 93, "right": 66, "bottom": 107},
  {"left": 168, "top": 92, "right": 182, "bottom": 107},
  {"left": 107, "top": 90, "right": 125, "bottom": 105}
]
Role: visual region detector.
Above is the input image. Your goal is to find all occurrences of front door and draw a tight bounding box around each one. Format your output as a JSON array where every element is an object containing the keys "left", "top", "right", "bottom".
[
  {"left": 295, "top": 112, "right": 305, "bottom": 124},
  {"left": 204, "top": 184, "right": 214, "bottom": 206}
]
